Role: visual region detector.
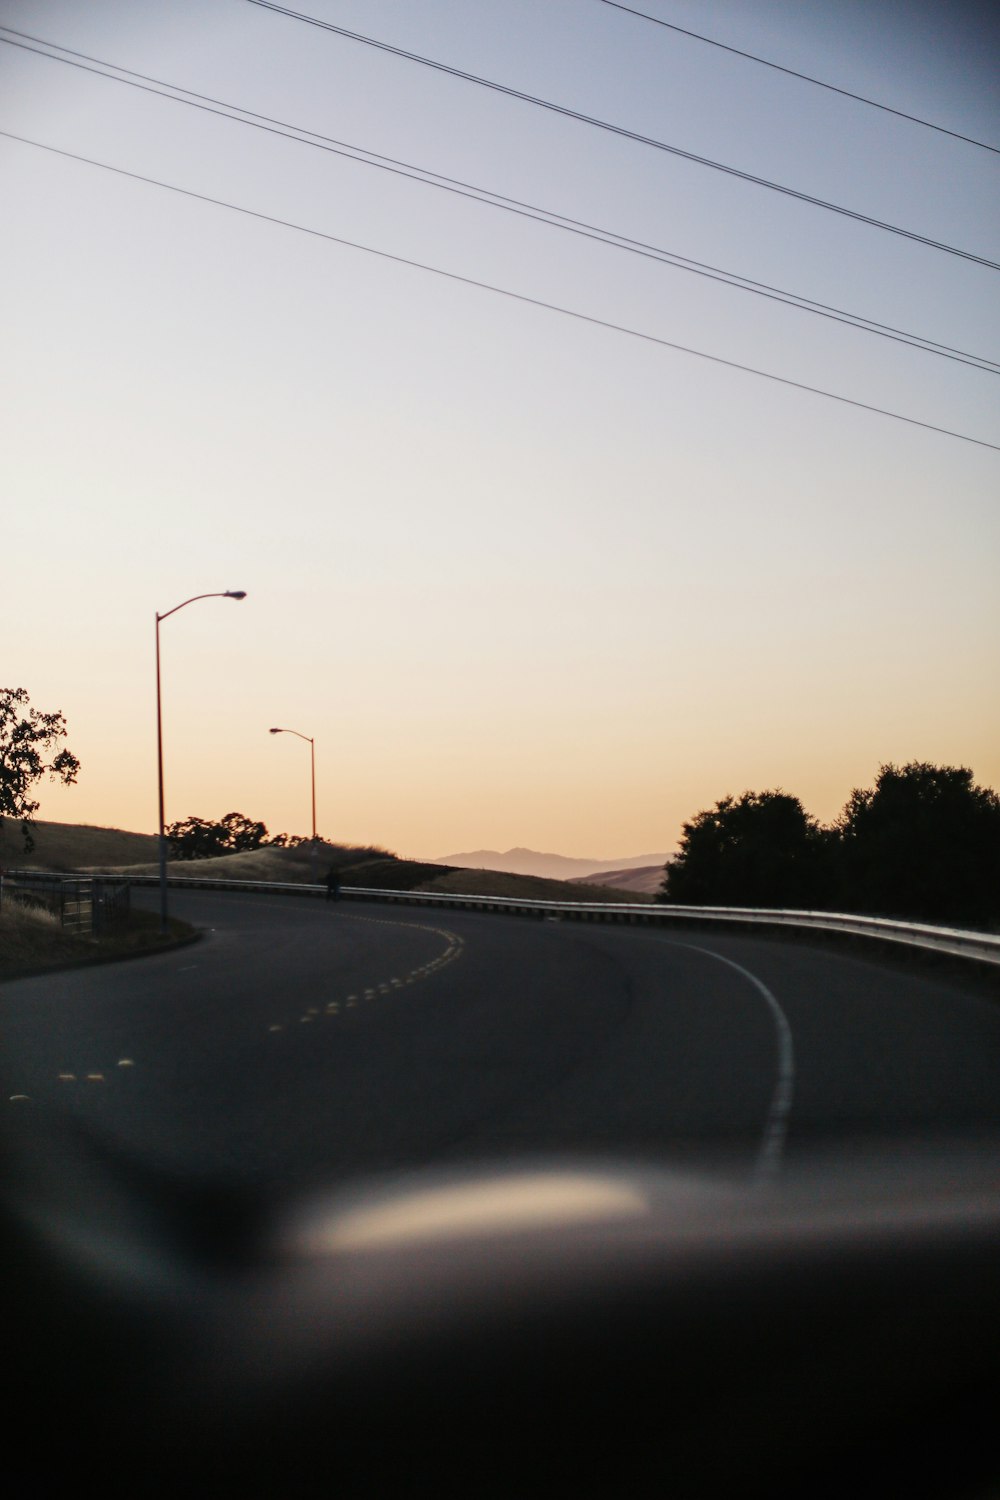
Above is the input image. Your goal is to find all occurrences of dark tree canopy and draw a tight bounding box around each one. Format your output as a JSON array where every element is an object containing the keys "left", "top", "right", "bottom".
[
  {"left": 218, "top": 811, "right": 270, "bottom": 853},
  {"left": 0, "top": 687, "right": 81, "bottom": 854},
  {"left": 658, "top": 761, "right": 999, "bottom": 925},
  {"left": 165, "top": 813, "right": 305, "bottom": 860},
  {"left": 167, "top": 812, "right": 271, "bottom": 861},
  {"left": 165, "top": 816, "right": 228, "bottom": 861},
  {"left": 837, "top": 761, "right": 1000, "bottom": 925},
  {"left": 660, "top": 789, "right": 833, "bottom": 909}
]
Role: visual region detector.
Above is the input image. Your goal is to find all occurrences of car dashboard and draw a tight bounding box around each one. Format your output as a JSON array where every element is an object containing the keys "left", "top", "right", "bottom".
[{"left": 5, "top": 1115, "right": 999, "bottom": 1497}]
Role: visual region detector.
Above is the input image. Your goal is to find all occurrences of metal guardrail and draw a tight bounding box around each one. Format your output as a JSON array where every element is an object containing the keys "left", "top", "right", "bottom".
[{"left": 8, "top": 868, "right": 996, "bottom": 968}]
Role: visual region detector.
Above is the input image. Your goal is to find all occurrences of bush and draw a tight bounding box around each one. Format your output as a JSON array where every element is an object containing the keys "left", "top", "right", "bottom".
[
  {"left": 660, "top": 790, "right": 835, "bottom": 909},
  {"left": 836, "top": 762, "right": 1000, "bottom": 926}
]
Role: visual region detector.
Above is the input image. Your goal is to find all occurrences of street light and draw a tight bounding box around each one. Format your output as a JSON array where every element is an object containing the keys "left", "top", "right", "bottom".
[
  {"left": 156, "top": 591, "right": 247, "bottom": 933},
  {"left": 269, "top": 727, "right": 318, "bottom": 884}
]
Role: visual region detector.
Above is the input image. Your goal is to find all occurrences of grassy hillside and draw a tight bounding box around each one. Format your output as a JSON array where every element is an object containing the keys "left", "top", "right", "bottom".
[
  {"left": 0, "top": 820, "right": 159, "bottom": 872},
  {"left": 2, "top": 822, "right": 653, "bottom": 904},
  {"left": 420, "top": 867, "right": 654, "bottom": 903},
  {"left": 93, "top": 841, "right": 395, "bottom": 881},
  {"left": 568, "top": 864, "right": 666, "bottom": 896}
]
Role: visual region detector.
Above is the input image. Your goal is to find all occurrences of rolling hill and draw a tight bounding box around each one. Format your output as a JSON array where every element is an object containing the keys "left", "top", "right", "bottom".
[{"left": 1, "top": 823, "right": 653, "bottom": 903}]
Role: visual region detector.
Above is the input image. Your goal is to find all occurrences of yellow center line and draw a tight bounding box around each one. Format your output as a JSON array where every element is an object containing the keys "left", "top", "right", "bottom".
[{"left": 264, "top": 916, "right": 465, "bottom": 1033}]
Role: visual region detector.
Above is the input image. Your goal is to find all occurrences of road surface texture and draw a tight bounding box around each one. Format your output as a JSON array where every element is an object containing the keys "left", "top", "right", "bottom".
[{"left": 3, "top": 887, "right": 998, "bottom": 1193}]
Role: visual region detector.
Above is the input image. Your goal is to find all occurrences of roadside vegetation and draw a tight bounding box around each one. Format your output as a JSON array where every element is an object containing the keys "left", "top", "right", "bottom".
[
  {"left": 424, "top": 867, "right": 653, "bottom": 904},
  {"left": 9, "top": 819, "right": 652, "bottom": 906},
  {"left": 659, "top": 762, "right": 1000, "bottom": 929},
  {"left": 0, "top": 897, "right": 195, "bottom": 982},
  {"left": 0, "top": 687, "right": 80, "bottom": 857},
  {"left": 164, "top": 812, "right": 310, "bottom": 859},
  {"left": 92, "top": 839, "right": 398, "bottom": 883}
]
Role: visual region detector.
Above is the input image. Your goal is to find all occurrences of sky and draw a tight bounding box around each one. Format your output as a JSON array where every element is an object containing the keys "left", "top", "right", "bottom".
[{"left": 3, "top": 0, "right": 998, "bottom": 858}]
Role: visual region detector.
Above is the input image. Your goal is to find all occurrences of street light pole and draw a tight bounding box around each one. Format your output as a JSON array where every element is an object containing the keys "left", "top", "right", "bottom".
[
  {"left": 156, "top": 591, "right": 247, "bottom": 933},
  {"left": 269, "top": 727, "right": 318, "bottom": 884}
]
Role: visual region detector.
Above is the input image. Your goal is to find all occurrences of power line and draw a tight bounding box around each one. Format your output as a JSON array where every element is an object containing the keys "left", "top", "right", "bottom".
[
  {"left": 3, "top": 27, "right": 995, "bottom": 375},
  {"left": 599, "top": 0, "right": 1000, "bottom": 157},
  {"left": 2, "top": 128, "right": 997, "bottom": 455},
  {"left": 242, "top": 0, "right": 1000, "bottom": 273}
]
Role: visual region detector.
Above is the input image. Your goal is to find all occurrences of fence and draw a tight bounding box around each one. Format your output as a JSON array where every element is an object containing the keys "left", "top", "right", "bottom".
[{"left": 0, "top": 871, "right": 130, "bottom": 936}]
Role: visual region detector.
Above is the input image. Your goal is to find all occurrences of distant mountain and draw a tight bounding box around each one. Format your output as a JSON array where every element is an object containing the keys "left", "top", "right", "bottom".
[{"left": 425, "top": 846, "right": 672, "bottom": 882}]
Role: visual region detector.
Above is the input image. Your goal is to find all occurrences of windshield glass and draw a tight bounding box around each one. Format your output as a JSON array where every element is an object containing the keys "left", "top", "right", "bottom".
[{"left": 2, "top": 0, "right": 998, "bottom": 1202}]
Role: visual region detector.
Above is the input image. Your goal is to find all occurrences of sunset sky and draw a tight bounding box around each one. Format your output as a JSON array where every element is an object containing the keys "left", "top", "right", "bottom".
[{"left": 3, "top": 0, "right": 998, "bottom": 858}]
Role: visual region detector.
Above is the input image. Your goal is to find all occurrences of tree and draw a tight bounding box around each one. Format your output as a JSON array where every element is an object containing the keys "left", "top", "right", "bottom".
[
  {"left": 165, "top": 816, "right": 230, "bottom": 861},
  {"left": 659, "top": 789, "right": 834, "bottom": 909},
  {"left": 836, "top": 762, "right": 1000, "bottom": 925},
  {"left": 219, "top": 812, "right": 270, "bottom": 852},
  {"left": 0, "top": 687, "right": 81, "bottom": 854},
  {"left": 166, "top": 812, "right": 274, "bottom": 860}
]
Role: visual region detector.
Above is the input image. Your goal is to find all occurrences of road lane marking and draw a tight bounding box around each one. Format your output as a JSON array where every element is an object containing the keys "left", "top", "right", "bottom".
[
  {"left": 655, "top": 938, "right": 795, "bottom": 1181},
  {"left": 263, "top": 920, "right": 464, "bottom": 1033}
]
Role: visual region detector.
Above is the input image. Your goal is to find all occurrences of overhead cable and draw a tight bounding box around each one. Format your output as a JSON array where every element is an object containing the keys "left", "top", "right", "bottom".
[
  {"left": 599, "top": 0, "right": 1000, "bottom": 157},
  {"left": 241, "top": 0, "right": 1000, "bottom": 272},
  {"left": 2, "top": 129, "right": 997, "bottom": 454},
  {"left": 2, "top": 28, "right": 995, "bottom": 374}
]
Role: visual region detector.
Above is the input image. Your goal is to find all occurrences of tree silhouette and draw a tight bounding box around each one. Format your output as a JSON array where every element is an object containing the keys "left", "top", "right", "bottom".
[
  {"left": 164, "top": 813, "right": 304, "bottom": 860},
  {"left": 219, "top": 812, "right": 270, "bottom": 852},
  {"left": 836, "top": 761, "right": 1000, "bottom": 925},
  {"left": 165, "top": 816, "right": 229, "bottom": 861},
  {"left": 0, "top": 687, "right": 80, "bottom": 854},
  {"left": 660, "top": 789, "right": 833, "bottom": 908},
  {"left": 167, "top": 812, "right": 272, "bottom": 860}
]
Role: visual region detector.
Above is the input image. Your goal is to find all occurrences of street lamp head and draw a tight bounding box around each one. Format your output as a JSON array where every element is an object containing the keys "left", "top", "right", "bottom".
[{"left": 225, "top": 590, "right": 247, "bottom": 600}]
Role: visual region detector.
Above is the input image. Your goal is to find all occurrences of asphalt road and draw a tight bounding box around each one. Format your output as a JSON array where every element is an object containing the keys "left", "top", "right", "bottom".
[{"left": 3, "top": 888, "right": 999, "bottom": 1193}]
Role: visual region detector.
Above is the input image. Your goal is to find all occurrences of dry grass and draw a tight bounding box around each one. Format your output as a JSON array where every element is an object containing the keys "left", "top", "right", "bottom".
[
  {"left": 1, "top": 821, "right": 394, "bottom": 882},
  {"left": 100, "top": 840, "right": 393, "bottom": 883},
  {"left": 0, "top": 898, "right": 96, "bottom": 977},
  {"left": 0, "top": 894, "right": 194, "bottom": 981},
  {"left": 570, "top": 864, "right": 666, "bottom": 896},
  {"left": 1, "top": 820, "right": 656, "bottom": 908},
  {"left": 2, "top": 899, "right": 62, "bottom": 933},
  {"left": 1, "top": 819, "right": 159, "bottom": 872},
  {"left": 420, "top": 867, "right": 654, "bottom": 903}
]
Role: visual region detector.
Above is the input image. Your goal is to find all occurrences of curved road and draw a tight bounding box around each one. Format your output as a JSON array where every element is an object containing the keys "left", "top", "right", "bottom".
[{"left": 3, "top": 888, "right": 999, "bottom": 1193}]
